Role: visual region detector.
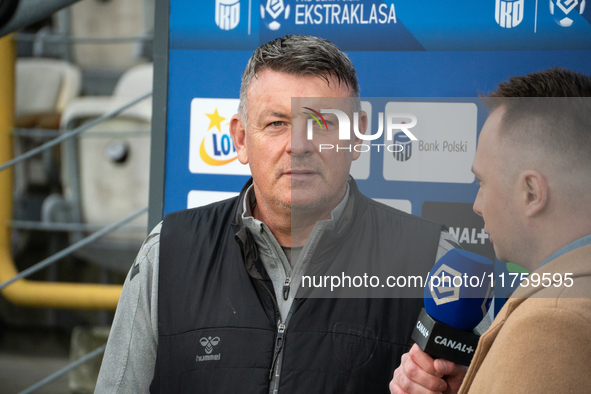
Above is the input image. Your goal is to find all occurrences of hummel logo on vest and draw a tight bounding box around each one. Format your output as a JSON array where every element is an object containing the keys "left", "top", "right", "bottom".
[{"left": 197, "top": 336, "right": 221, "bottom": 362}]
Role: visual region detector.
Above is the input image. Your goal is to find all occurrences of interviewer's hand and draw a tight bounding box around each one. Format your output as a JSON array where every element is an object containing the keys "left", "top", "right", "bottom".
[{"left": 389, "top": 344, "right": 467, "bottom": 394}]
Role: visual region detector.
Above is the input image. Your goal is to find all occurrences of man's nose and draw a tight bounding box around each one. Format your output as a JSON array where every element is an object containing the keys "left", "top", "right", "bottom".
[
  {"left": 288, "top": 121, "right": 313, "bottom": 155},
  {"left": 473, "top": 187, "right": 483, "bottom": 217}
]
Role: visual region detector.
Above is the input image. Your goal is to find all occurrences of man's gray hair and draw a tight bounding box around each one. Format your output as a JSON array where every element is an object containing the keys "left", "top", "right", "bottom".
[{"left": 238, "top": 35, "right": 360, "bottom": 122}]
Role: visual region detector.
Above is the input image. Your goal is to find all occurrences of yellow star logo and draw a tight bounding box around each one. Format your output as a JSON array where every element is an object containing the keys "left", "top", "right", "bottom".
[{"left": 205, "top": 108, "right": 226, "bottom": 132}]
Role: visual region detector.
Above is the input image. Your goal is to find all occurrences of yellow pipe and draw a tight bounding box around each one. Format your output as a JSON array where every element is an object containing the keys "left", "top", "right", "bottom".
[{"left": 0, "top": 34, "right": 122, "bottom": 310}]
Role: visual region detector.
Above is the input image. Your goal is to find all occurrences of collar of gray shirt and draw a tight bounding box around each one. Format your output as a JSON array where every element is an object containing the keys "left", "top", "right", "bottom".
[
  {"left": 240, "top": 180, "right": 351, "bottom": 251},
  {"left": 238, "top": 179, "right": 351, "bottom": 322}
]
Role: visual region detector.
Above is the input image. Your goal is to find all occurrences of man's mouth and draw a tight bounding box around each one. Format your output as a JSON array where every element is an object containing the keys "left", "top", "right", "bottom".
[{"left": 285, "top": 169, "right": 318, "bottom": 180}]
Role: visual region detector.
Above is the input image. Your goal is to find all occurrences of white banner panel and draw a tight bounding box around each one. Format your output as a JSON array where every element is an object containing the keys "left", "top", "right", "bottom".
[
  {"left": 187, "top": 190, "right": 240, "bottom": 209},
  {"left": 382, "top": 102, "right": 477, "bottom": 184}
]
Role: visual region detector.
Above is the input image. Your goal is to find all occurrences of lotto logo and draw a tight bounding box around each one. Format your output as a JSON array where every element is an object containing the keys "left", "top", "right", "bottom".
[{"left": 189, "top": 98, "right": 251, "bottom": 176}]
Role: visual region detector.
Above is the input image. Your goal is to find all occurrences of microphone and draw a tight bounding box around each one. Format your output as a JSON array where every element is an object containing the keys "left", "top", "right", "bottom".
[{"left": 411, "top": 249, "right": 494, "bottom": 366}]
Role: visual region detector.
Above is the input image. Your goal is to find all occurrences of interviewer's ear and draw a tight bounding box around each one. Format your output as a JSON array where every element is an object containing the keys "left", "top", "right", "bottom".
[
  {"left": 230, "top": 114, "right": 249, "bottom": 165},
  {"left": 520, "top": 170, "right": 548, "bottom": 217}
]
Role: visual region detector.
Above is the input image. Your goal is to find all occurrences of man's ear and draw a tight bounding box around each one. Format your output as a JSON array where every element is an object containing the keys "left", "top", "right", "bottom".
[
  {"left": 352, "top": 110, "right": 368, "bottom": 161},
  {"left": 230, "top": 114, "right": 249, "bottom": 165},
  {"left": 520, "top": 170, "right": 548, "bottom": 217}
]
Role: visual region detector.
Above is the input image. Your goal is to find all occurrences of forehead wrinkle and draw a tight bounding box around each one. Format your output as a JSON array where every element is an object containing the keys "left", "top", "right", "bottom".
[{"left": 257, "top": 110, "right": 290, "bottom": 121}]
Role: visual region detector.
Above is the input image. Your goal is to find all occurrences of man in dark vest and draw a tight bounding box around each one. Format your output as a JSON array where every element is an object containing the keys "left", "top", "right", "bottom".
[{"left": 96, "top": 35, "right": 460, "bottom": 393}]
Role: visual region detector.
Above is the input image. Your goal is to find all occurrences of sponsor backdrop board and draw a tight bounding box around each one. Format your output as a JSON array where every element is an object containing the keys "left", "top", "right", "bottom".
[{"left": 153, "top": 0, "right": 591, "bottom": 314}]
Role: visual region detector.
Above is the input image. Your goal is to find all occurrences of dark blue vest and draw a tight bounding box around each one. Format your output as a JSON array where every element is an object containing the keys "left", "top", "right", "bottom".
[{"left": 151, "top": 179, "right": 443, "bottom": 393}]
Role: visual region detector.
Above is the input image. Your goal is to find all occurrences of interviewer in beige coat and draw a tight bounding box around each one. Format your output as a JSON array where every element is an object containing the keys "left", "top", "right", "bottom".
[{"left": 390, "top": 68, "right": 591, "bottom": 394}]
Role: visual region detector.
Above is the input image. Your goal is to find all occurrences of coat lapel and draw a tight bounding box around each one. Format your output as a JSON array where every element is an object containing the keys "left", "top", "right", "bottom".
[{"left": 458, "top": 244, "right": 591, "bottom": 393}]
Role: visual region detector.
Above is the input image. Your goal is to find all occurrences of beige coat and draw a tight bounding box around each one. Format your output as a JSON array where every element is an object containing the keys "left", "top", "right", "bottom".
[{"left": 459, "top": 244, "right": 591, "bottom": 394}]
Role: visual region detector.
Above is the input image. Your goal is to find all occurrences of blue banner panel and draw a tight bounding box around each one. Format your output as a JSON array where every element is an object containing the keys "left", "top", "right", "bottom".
[
  {"left": 164, "top": 0, "right": 591, "bottom": 314},
  {"left": 170, "top": 0, "right": 591, "bottom": 51}
]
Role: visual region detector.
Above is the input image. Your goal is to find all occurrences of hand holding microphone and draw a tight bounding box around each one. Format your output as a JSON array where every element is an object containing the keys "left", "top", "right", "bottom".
[
  {"left": 390, "top": 249, "right": 494, "bottom": 394},
  {"left": 390, "top": 343, "right": 467, "bottom": 394}
]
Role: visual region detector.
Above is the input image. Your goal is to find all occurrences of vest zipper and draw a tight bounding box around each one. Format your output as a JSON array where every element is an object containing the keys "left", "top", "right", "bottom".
[
  {"left": 282, "top": 277, "right": 291, "bottom": 300},
  {"left": 269, "top": 321, "right": 286, "bottom": 380},
  {"left": 256, "top": 279, "right": 286, "bottom": 385}
]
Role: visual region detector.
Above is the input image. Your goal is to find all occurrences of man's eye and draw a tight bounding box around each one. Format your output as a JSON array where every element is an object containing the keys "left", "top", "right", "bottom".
[{"left": 269, "top": 121, "right": 283, "bottom": 127}]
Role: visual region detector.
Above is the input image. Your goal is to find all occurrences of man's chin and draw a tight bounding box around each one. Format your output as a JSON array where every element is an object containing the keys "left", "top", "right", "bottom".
[
  {"left": 273, "top": 196, "right": 321, "bottom": 212},
  {"left": 289, "top": 199, "right": 322, "bottom": 212},
  {"left": 289, "top": 177, "right": 322, "bottom": 192},
  {"left": 492, "top": 245, "right": 510, "bottom": 264},
  {"left": 289, "top": 195, "right": 331, "bottom": 215}
]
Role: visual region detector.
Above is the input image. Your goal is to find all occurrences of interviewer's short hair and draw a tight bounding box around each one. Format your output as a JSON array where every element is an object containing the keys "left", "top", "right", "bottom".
[
  {"left": 238, "top": 35, "right": 360, "bottom": 122},
  {"left": 482, "top": 67, "right": 591, "bottom": 164}
]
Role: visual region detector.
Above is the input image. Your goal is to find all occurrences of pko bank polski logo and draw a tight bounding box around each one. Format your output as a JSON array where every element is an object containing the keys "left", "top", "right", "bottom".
[
  {"left": 189, "top": 98, "right": 251, "bottom": 175},
  {"left": 215, "top": 0, "right": 240, "bottom": 31},
  {"left": 382, "top": 102, "right": 477, "bottom": 184},
  {"left": 261, "top": 0, "right": 290, "bottom": 31},
  {"left": 495, "top": 0, "right": 524, "bottom": 28},
  {"left": 550, "top": 0, "right": 586, "bottom": 27}
]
